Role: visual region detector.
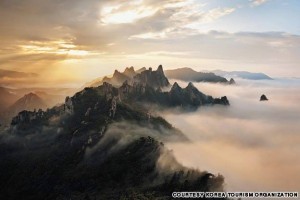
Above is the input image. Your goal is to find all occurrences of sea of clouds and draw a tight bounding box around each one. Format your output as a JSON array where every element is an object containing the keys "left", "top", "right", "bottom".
[{"left": 163, "top": 78, "right": 300, "bottom": 192}]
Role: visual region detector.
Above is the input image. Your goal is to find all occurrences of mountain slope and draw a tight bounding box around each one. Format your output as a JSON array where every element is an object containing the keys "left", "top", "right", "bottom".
[
  {"left": 1, "top": 84, "right": 226, "bottom": 199},
  {"left": 165, "top": 68, "right": 229, "bottom": 83},
  {"left": 0, "top": 66, "right": 229, "bottom": 199}
]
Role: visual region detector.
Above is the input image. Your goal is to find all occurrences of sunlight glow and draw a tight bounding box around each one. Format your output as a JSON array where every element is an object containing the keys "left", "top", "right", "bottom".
[
  {"left": 100, "top": 3, "right": 157, "bottom": 25},
  {"left": 19, "top": 40, "right": 90, "bottom": 57}
]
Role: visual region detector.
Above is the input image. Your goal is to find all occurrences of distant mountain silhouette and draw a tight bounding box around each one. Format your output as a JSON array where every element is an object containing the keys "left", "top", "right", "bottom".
[
  {"left": 165, "top": 67, "right": 229, "bottom": 83},
  {"left": 5, "top": 93, "right": 48, "bottom": 121},
  {"left": 0, "top": 87, "right": 75, "bottom": 126},
  {"left": 209, "top": 70, "right": 272, "bottom": 80}
]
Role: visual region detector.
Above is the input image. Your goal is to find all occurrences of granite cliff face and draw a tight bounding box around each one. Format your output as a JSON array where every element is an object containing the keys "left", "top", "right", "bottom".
[
  {"left": 134, "top": 65, "right": 170, "bottom": 88},
  {"left": 96, "top": 80, "right": 229, "bottom": 109},
  {"left": 87, "top": 65, "right": 169, "bottom": 88},
  {"left": 89, "top": 65, "right": 229, "bottom": 109}
]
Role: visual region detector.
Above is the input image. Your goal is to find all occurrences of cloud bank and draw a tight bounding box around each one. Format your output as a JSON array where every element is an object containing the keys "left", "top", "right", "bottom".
[{"left": 163, "top": 78, "right": 300, "bottom": 191}]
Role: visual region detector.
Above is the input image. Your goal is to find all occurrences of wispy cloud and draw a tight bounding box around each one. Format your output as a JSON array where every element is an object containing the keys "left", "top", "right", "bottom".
[
  {"left": 0, "top": 0, "right": 299, "bottom": 87},
  {"left": 250, "top": 0, "right": 269, "bottom": 6}
]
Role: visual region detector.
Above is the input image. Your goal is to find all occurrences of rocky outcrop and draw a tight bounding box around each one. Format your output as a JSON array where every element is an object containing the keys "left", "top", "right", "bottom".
[
  {"left": 260, "top": 94, "right": 268, "bottom": 101},
  {"left": 229, "top": 78, "right": 236, "bottom": 84},
  {"left": 169, "top": 82, "right": 212, "bottom": 107},
  {"left": 123, "top": 66, "right": 136, "bottom": 77},
  {"left": 11, "top": 109, "right": 45, "bottom": 125},
  {"left": 87, "top": 67, "right": 145, "bottom": 87},
  {"left": 133, "top": 65, "right": 170, "bottom": 88},
  {"left": 169, "top": 82, "right": 229, "bottom": 107},
  {"left": 64, "top": 96, "right": 74, "bottom": 114},
  {"left": 213, "top": 96, "right": 230, "bottom": 105}
]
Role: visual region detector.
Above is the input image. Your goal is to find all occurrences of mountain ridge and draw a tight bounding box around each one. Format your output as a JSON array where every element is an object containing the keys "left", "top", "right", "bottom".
[
  {"left": 165, "top": 67, "right": 231, "bottom": 84},
  {"left": 0, "top": 65, "right": 229, "bottom": 199},
  {"left": 85, "top": 66, "right": 147, "bottom": 88}
]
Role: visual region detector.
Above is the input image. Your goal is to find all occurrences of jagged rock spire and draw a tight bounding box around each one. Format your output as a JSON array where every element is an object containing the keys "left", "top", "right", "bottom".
[{"left": 157, "top": 65, "right": 163, "bottom": 73}]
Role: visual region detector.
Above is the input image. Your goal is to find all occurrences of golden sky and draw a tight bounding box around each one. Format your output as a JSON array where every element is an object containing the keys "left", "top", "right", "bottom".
[{"left": 0, "top": 0, "right": 299, "bottom": 88}]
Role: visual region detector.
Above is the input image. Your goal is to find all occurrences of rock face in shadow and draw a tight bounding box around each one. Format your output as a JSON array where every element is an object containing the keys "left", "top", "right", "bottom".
[
  {"left": 213, "top": 96, "right": 230, "bottom": 105},
  {"left": 260, "top": 94, "right": 268, "bottom": 101},
  {"left": 1, "top": 80, "right": 226, "bottom": 199},
  {"left": 85, "top": 66, "right": 230, "bottom": 110},
  {"left": 99, "top": 81, "right": 229, "bottom": 109}
]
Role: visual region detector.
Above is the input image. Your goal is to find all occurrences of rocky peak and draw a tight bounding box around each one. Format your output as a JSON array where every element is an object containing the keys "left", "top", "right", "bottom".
[
  {"left": 124, "top": 67, "right": 136, "bottom": 77},
  {"left": 229, "top": 78, "right": 235, "bottom": 84},
  {"left": 171, "top": 82, "right": 182, "bottom": 92},
  {"left": 260, "top": 94, "right": 268, "bottom": 101},
  {"left": 8, "top": 92, "right": 47, "bottom": 114},
  {"left": 157, "top": 65, "right": 163, "bottom": 74},
  {"left": 133, "top": 65, "right": 170, "bottom": 88},
  {"left": 113, "top": 70, "right": 122, "bottom": 77},
  {"left": 170, "top": 83, "right": 184, "bottom": 97},
  {"left": 213, "top": 96, "right": 230, "bottom": 106},
  {"left": 186, "top": 82, "right": 196, "bottom": 90},
  {"left": 25, "top": 92, "right": 36, "bottom": 97},
  {"left": 102, "top": 82, "right": 113, "bottom": 90}
]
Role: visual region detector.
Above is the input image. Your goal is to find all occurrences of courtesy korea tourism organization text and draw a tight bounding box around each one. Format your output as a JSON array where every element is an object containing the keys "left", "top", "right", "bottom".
[{"left": 171, "top": 192, "right": 299, "bottom": 199}]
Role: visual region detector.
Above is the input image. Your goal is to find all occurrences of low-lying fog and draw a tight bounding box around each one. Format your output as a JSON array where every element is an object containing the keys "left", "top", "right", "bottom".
[{"left": 164, "top": 78, "right": 300, "bottom": 192}]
